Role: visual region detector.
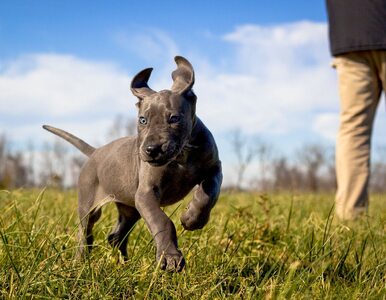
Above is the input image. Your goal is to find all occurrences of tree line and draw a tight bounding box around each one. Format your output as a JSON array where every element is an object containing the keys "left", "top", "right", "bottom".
[
  {"left": 227, "top": 129, "right": 386, "bottom": 193},
  {"left": 1, "top": 120, "right": 386, "bottom": 193}
]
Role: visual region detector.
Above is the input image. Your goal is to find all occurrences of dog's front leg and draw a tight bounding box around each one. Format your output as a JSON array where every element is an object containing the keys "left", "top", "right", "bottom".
[
  {"left": 135, "top": 189, "right": 185, "bottom": 272},
  {"left": 181, "top": 162, "right": 222, "bottom": 230}
]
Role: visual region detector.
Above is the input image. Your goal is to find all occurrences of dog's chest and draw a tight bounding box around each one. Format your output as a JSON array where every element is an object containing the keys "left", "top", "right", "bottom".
[{"left": 159, "top": 162, "right": 201, "bottom": 206}]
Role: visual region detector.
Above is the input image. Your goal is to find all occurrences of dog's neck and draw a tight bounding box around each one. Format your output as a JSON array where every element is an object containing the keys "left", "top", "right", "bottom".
[
  {"left": 189, "top": 115, "right": 200, "bottom": 144},
  {"left": 173, "top": 115, "right": 200, "bottom": 165}
]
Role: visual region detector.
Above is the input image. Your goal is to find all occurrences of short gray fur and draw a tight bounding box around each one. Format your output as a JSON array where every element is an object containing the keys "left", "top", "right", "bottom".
[{"left": 43, "top": 56, "right": 222, "bottom": 272}]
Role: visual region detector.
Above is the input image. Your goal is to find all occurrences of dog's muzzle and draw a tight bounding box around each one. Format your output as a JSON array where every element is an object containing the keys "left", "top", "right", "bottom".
[{"left": 141, "top": 142, "right": 179, "bottom": 166}]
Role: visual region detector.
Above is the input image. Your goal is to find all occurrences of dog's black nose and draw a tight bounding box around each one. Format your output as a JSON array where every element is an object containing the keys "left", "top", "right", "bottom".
[{"left": 145, "top": 144, "right": 163, "bottom": 158}]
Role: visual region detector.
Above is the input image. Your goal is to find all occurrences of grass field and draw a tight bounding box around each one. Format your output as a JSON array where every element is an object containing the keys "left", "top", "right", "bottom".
[{"left": 0, "top": 189, "right": 385, "bottom": 299}]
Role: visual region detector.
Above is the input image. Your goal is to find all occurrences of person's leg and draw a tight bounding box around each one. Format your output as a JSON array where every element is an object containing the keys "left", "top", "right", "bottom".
[{"left": 334, "top": 51, "right": 382, "bottom": 220}]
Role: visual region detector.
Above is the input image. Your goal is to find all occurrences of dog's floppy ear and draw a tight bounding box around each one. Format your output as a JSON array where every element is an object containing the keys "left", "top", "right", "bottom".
[
  {"left": 131, "top": 68, "right": 156, "bottom": 100},
  {"left": 171, "top": 56, "right": 195, "bottom": 97}
]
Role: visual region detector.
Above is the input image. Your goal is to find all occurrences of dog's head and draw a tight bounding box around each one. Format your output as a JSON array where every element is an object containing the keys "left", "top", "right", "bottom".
[{"left": 131, "top": 56, "right": 197, "bottom": 166}]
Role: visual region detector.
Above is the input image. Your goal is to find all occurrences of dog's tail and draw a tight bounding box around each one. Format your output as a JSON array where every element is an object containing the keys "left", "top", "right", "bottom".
[{"left": 42, "top": 125, "right": 95, "bottom": 157}]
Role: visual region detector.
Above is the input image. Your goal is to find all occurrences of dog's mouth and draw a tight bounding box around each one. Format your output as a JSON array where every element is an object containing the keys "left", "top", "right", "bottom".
[
  {"left": 140, "top": 142, "right": 186, "bottom": 167},
  {"left": 142, "top": 153, "right": 176, "bottom": 167},
  {"left": 140, "top": 149, "right": 176, "bottom": 167},
  {"left": 146, "top": 159, "right": 170, "bottom": 167}
]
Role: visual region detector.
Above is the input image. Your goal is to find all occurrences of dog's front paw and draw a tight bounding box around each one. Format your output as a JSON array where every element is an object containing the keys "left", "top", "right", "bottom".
[
  {"left": 157, "top": 250, "right": 185, "bottom": 272},
  {"left": 180, "top": 205, "right": 210, "bottom": 231}
]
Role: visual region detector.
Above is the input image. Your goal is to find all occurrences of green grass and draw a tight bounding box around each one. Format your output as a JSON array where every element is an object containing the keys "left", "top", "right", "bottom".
[{"left": 0, "top": 189, "right": 385, "bottom": 299}]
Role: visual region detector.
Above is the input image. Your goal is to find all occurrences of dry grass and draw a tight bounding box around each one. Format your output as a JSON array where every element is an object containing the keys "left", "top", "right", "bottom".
[{"left": 0, "top": 189, "right": 385, "bottom": 299}]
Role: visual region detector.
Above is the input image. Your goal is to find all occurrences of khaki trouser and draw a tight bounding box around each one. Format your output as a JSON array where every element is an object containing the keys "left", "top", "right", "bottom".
[{"left": 333, "top": 50, "right": 386, "bottom": 220}]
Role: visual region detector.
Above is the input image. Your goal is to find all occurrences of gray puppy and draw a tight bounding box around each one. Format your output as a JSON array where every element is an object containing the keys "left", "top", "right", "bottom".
[{"left": 43, "top": 56, "right": 222, "bottom": 272}]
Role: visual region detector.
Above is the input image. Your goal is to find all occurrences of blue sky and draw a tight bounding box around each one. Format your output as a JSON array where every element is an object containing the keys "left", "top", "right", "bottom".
[
  {"left": 1, "top": 1, "right": 327, "bottom": 62},
  {"left": 1, "top": 1, "right": 385, "bottom": 185}
]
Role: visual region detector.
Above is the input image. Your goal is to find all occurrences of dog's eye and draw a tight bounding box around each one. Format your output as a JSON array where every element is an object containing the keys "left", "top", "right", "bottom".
[
  {"left": 169, "top": 115, "right": 181, "bottom": 124},
  {"left": 138, "top": 116, "right": 147, "bottom": 125}
]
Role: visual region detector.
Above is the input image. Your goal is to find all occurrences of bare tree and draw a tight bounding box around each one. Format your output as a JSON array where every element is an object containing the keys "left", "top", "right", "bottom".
[
  {"left": 38, "top": 141, "right": 65, "bottom": 188},
  {"left": 107, "top": 114, "right": 137, "bottom": 140},
  {"left": 7, "top": 153, "right": 28, "bottom": 187},
  {"left": 0, "top": 135, "right": 29, "bottom": 189},
  {"left": 254, "top": 141, "right": 274, "bottom": 191},
  {"left": 272, "top": 155, "right": 307, "bottom": 192},
  {"left": 272, "top": 156, "right": 292, "bottom": 191},
  {"left": 38, "top": 142, "right": 51, "bottom": 186},
  {"left": 70, "top": 154, "right": 85, "bottom": 187},
  {"left": 108, "top": 114, "right": 125, "bottom": 140},
  {"left": 231, "top": 129, "right": 256, "bottom": 190},
  {"left": 370, "top": 146, "right": 386, "bottom": 193},
  {"left": 322, "top": 146, "right": 336, "bottom": 191},
  {"left": 296, "top": 143, "right": 326, "bottom": 192},
  {"left": 126, "top": 117, "right": 137, "bottom": 136},
  {"left": 25, "top": 140, "right": 36, "bottom": 187},
  {"left": 0, "top": 134, "right": 7, "bottom": 184},
  {"left": 52, "top": 139, "right": 68, "bottom": 183}
]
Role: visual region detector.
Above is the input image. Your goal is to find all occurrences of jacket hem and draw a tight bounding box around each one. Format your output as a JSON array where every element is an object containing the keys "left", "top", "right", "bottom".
[{"left": 331, "top": 44, "right": 386, "bottom": 56}]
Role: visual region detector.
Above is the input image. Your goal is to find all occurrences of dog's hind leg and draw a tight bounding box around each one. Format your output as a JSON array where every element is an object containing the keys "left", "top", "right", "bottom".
[
  {"left": 107, "top": 203, "right": 140, "bottom": 260},
  {"left": 76, "top": 168, "right": 103, "bottom": 258},
  {"left": 181, "top": 162, "right": 222, "bottom": 230},
  {"left": 77, "top": 206, "right": 101, "bottom": 258}
]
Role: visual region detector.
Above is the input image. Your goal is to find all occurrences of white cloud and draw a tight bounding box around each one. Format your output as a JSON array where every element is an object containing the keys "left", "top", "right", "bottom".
[
  {"left": 113, "top": 29, "right": 184, "bottom": 92},
  {"left": 0, "top": 54, "right": 134, "bottom": 118},
  {"left": 0, "top": 54, "right": 140, "bottom": 146},
  {"left": 115, "top": 29, "right": 179, "bottom": 60},
  {"left": 312, "top": 113, "right": 339, "bottom": 141},
  {"left": 3, "top": 119, "right": 114, "bottom": 148},
  {"left": 1, "top": 22, "right": 340, "bottom": 145},
  {"left": 194, "top": 21, "right": 339, "bottom": 137}
]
